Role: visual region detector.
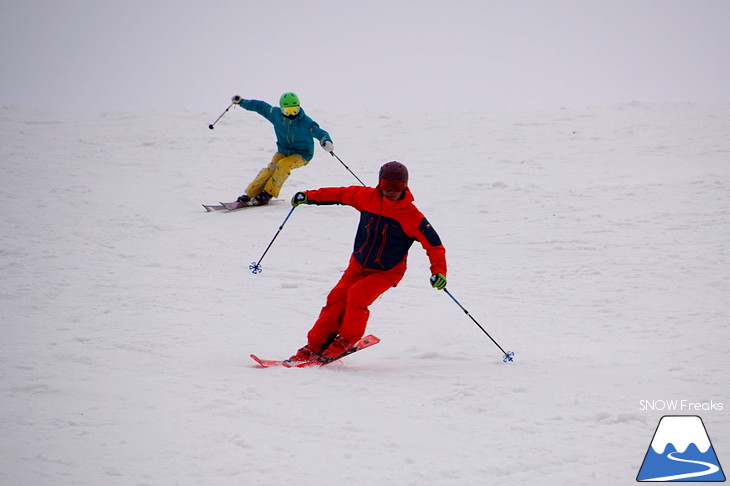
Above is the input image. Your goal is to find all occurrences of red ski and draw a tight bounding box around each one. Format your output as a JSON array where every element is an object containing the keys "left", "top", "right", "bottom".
[
  {"left": 250, "top": 335, "right": 380, "bottom": 368},
  {"left": 249, "top": 356, "right": 287, "bottom": 367}
]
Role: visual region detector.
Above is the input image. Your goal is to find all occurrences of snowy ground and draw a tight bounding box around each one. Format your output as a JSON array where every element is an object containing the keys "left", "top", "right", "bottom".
[{"left": 1, "top": 103, "right": 728, "bottom": 485}]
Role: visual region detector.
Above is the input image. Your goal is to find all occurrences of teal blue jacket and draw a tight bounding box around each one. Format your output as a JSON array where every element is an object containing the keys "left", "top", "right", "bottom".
[{"left": 238, "top": 99, "right": 332, "bottom": 161}]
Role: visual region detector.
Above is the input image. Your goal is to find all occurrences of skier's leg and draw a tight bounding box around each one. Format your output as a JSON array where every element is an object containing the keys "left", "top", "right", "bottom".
[
  {"left": 306, "top": 261, "right": 364, "bottom": 351},
  {"left": 245, "top": 153, "right": 285, "bottom": 197},
  {"left": 336, "top": 263, "right": 405, "bottom": 344},
  {"left": 263, "top": 154, "right": 308, "bottom": 198}
]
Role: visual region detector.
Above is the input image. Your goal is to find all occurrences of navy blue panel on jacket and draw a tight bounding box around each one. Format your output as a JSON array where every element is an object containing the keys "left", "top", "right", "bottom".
[
  {"left": 353, "top": 210, "right": 416, "bottom": 270},
  {"left": 303, "top": 186, "right": 447, "bottom": 276}
]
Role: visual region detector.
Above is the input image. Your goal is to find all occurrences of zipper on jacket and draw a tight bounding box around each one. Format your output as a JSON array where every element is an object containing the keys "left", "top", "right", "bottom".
[{"left": 285, "top": 117, "right": 293, "bottom": 146}]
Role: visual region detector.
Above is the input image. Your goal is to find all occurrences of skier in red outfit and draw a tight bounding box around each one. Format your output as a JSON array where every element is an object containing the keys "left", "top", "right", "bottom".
[{"left": 287, "top": 161, "right": 448, "bottom": 364}]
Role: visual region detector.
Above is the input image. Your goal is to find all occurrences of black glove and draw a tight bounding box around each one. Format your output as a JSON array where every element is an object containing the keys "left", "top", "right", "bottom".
[
  {"left": 231, "top": 95, "right": 242, "bottom": 104},
  {"left": 291, "top": 192, "right": 308, "bottom": 207}
]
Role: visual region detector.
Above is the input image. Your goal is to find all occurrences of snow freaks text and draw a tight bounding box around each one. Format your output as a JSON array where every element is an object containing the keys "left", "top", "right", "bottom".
[{"left": 639, "top": 400, "right": 724, "bottom": 412}]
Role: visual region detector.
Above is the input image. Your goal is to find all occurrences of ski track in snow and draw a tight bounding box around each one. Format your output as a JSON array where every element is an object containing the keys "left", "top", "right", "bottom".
[{"left": 1, "top": 103, "right": 729, "bottom": 485}]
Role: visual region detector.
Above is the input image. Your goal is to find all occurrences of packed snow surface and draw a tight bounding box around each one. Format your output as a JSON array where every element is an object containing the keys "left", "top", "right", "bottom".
[{"left": 1, "top": 103, "right": 729, "bottom": 485}]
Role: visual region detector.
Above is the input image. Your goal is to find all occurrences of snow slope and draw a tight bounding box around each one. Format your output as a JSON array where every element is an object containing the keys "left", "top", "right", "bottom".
[{"left": 1, "top": 103, "right": 729, "bottom": 485}]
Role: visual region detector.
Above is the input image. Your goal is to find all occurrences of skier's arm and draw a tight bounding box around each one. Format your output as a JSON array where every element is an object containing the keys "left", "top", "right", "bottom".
[
  {"left": 298, "top": 115, "right": 333, "bottom": 152},
  {"left": 301, "top": 186, "right": 364, "bottom": 208},
  {"left": 304, "top": 118, "right": 332, "bottom": 146},
  {"left": 415, "top": 217, "right": 447, "bottom": 277},
  {"left": 238, "top": 99, "right": 277, "bottom": 121}
]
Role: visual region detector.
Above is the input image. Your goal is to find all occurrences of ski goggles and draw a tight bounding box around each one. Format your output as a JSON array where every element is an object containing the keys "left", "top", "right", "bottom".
[
  {"left": 281, "top": 105, "right": 300, "bottom": 116},
  {"left": 379, "top": 179, "right": 407, "bottom": 192}
]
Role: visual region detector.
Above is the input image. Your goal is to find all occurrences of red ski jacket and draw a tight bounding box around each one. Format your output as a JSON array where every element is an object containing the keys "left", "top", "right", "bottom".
[{"left": 304, "top": 186, "right": 447, "bottom": 276}]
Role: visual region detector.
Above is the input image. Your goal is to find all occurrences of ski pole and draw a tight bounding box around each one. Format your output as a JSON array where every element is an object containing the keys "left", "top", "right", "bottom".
[
  {"left": 208, "top": 102, "right": 235, "bottom": 130},
  {"left": 439, "top": 286, "right": 514, "bottom": 362},
  {"left": 249, "top": 206, "right": 297, "bottom": 274},
  {"left": 330, "top": 152, "right": 365, "bottom": 186}
]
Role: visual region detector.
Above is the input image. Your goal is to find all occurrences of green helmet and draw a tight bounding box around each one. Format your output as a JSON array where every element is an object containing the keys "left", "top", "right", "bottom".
[{"left": 279, "top": 92, "right": 300, "bottom": 108}]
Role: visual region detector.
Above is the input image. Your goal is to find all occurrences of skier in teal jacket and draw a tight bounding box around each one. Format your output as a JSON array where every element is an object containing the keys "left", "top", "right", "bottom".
[{"left": 231, "top": 92, "right": 334, "bottom": 205}]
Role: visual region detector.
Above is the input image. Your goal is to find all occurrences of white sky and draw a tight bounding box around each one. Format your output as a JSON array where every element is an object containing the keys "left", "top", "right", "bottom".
[{"left": 1, "top": 0, "right": 729, "bottom": 113}]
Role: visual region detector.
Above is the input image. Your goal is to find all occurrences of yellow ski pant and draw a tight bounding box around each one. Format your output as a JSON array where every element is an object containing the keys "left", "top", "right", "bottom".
[{"left": 245, "top": 153, "right": 308, "bottom": 198}]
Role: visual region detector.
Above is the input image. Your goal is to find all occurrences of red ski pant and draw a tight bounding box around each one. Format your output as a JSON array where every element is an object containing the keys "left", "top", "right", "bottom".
[{"left": 307, "top": 256, "right": 406, "bottom": 350}]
